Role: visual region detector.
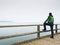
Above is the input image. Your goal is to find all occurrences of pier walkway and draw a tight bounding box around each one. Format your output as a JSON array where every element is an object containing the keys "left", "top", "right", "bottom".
[{"left": 12, "top": 34, "right": 60, "bottom": 45}]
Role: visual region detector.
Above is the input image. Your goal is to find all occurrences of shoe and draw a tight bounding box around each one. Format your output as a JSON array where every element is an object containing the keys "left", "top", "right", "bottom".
[
  {"left": 43, "top": 29, "right": 46, "bottom": 32},
  {"left": 50, "top": 36, "right": 54, "bottom": 39}
]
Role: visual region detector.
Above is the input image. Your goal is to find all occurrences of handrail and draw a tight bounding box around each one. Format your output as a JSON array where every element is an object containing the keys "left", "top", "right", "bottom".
[
  {"left": 0, "top": 24, "right": 59, "bottom": 28},
  {"left": 0, "top": 24, "right": 60, "bottom": 40},
  {"left": 0, "top": 24, "right": 42, "bottom": 28}
]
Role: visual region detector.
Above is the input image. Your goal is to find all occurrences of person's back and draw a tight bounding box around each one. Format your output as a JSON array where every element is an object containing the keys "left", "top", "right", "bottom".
[{"left": 47, "top": 13, "right": 54, "bottom": 23}]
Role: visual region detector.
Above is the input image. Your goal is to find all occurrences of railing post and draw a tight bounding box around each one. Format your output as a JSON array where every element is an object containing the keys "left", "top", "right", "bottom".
[
  {"left": 55, "top": 24, "right": 58, "bottom": 33},
  {"left": 37, "top": 25, "right": 40, "bottom": 38}
]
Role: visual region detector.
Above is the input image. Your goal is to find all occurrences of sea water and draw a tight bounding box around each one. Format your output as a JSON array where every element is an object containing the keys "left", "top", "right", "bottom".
[{"left": 0, "top": 22, "right": 60, "bottom": 45}]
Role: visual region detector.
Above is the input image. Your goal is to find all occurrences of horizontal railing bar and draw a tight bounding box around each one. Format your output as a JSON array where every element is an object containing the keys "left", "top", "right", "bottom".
[
  {"left": 40, "top": 29, "right": 57, "bottom": 33},
  {"left": 57, "top": 29, "right": 60, "bottom": 30},
  {"left": 0, "top": 31, "right": 39, "bottom": 40},
  {"left": 40, "top": 29, "right": 60, "bottom": 33},
  {"left": 0, "top": 24, "right": 42, "bottom": 28},
  {"left": 0, "top": 24, "right": 59, "bottom": 28}
]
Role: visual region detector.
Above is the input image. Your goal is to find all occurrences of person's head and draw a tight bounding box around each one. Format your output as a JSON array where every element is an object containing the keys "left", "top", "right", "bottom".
[{"left": 49, "top": 12, "right": 53, "bottom": 16}]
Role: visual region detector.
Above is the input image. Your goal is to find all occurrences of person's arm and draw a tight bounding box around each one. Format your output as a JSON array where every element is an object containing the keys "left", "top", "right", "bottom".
[{"left": 44, "top": 16, "right": 49, "bottom": 23}]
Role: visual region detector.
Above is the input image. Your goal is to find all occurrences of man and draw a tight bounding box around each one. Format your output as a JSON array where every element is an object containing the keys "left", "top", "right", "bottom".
[{"left": 43, "top": 12, "right": 54, "bottom": 38}]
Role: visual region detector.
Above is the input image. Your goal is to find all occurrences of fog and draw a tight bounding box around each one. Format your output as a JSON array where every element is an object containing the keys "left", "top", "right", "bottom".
[{"left": 0, "top": 0, "right": 60, "bottom": 24}]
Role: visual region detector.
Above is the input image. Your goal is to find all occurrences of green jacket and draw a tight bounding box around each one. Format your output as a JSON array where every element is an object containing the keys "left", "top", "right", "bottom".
[
  {"left": 47, "top": 16, "right": 54, "bottom": 23},
  {"left": 45, "top": 15, "right": 54, "bottom": 23}
]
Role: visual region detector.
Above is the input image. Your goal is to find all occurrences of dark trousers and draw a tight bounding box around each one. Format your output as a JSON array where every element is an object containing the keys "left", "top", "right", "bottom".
[{"left": 43, "top": 22, "right": 54, "bottom": 38}]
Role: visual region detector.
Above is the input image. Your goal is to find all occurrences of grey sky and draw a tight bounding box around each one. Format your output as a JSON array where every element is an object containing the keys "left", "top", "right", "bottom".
[{"left": 0, "top": 0, "right": 60, "bottom": 24}]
